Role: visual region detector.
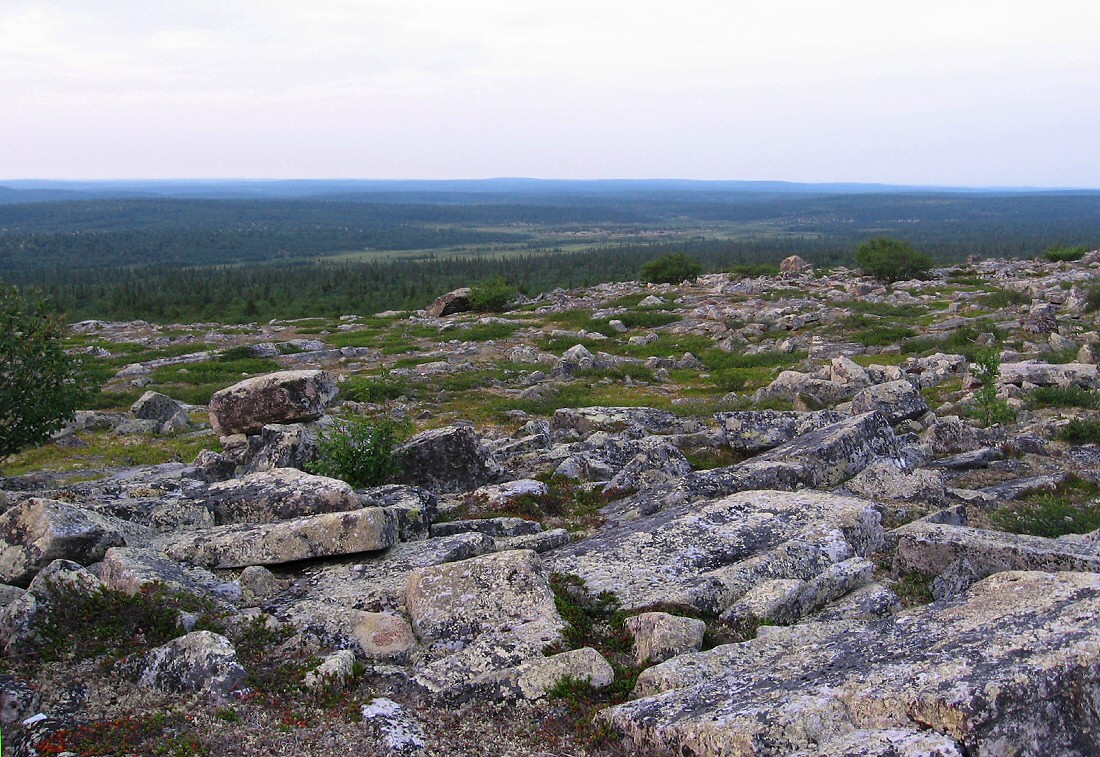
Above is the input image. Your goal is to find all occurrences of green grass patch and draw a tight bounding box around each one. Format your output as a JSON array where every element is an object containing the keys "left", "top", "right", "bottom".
[
  {"left": 852, "top": 325, "right": 918, "bottom": 346},
  {"left": 978, "top": 288, "right": 1031, "bottom": 308},
  {"left": 1029, "top": 386, "right": 1100, "bottom": 410},
  {"left": 616, "top": 310, "right": 681, "bottom": 329},
  {"left": 339, "top": 372, "right": 412, "bottom": 403},
  {"left": 838, "top": 300, "right": 928, "bottom": 318},
  {"left": 1057, "top": 417, "right": 1100, "bottom": 444},
  {"left": 893, "top": 570, "right": 936, "bottom": 607},
  {"left": 151, "top": 356, "right": 280, "bottom": 385},
  {"left": 446, "top": 320, "right": 522, "bottom": 342},
  {"left": 3, "top": 431, "right": 219, "bottom": 476},
  {"left": 990, "top": 476, "right": 1100, "bottom": 537}
]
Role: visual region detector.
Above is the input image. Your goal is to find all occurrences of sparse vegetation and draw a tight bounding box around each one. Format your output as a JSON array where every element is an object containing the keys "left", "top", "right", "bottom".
[
  {"left": 990, "top": 476, "right": 1100, "bottom": 537},
  {"left": 1044, "top": 244, "right": 1088, "bottom": 262},
  {"left": 1057, "top": 417, "right": 1100, "bottom": 444}
]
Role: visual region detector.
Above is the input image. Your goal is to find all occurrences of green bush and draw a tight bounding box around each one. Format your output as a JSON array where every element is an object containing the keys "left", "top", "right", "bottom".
[
  {"left": 1, "top": 285, "right": 91, "bottom": 460},
  {"left": 1086, "top": 286, "right": 1100, "bottom": 313},
  {"left": 1057, "top": 417, "right": 1100, "bottom": 444},
  {"left": 1029, "top": 386, "right": 1100, "bottom": 409},
  {"left": 467, "top": 277, "right": 518, "bottom": 312},
  {"left": 1043, "top": 244, "right": 1088, "bottom": 262},
  {"left": 853, "top": 237, "right": 934, "bottom": 282},
  {"left": 641, "top": 253, "right": 703, "bottom": 284},
  {"left": 307, "top": 416, "right": 408, "bottom": 488}
]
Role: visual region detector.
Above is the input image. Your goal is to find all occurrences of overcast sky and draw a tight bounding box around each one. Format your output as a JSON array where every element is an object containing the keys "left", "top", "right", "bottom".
[{"left": 2, "top": 1, "right": 1098, "bottom": 186}]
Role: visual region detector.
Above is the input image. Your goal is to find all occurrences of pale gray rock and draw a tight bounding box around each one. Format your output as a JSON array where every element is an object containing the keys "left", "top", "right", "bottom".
[
  {"left": 624, "top": 612, "right": 706, "bottom": 665},
  {"left": 430, "top": 517, "right": 542, "bottom": 538},
  {"left": 716, "top": 410, "right": 845, "bottom": 454},
  {"left": 242, "top": 422, "right": 320, "bottom": 473},
  {"left": 551, "top": 490, "right": 884, "bottom": 614},
  {"left": 920, "top": 419, "right": 982, "bottom": 455},
  {"left": 789, "top": 729, "right": 965, "bottom": 757},
  {"left": 209, "top": 370, "right": 338, "bottom": 436},
  {"left": 361, "top": 697, "right": 428, "bottom": 755},
  {"left": 551, "top": 406, "right": 706, "bottom": 440},
  {"left": 302, "top": 649, "right": 357, "bottom": 691},
  {"left": 282, "top": 601, "right": 416, "bottom": 660},
  {"left": 0, "top": 498, "right": 127, "bottom": 586},
  {"left": 165, "top": 506, "right": 397, "bottom": 568},
  {"left": 131, "top": 391, "right": 193, "bottom": 434},
  {"left": 0, "top": 675, "right": 39, "bottom": 726},
  {"left": 930, "top": 557, "right": 986, "bottom": 601},
  {"left": 406, "top": 549, "right": 561, "bottom": 645},
  {"left": 99, "top": 546, "right": 222, "bottom": 597},
  {"left": 850, "top": 379, "right": 929, "bottom": 423},
  {"left": 754, "top": 370, "right": 856, "bottom": 406},
  {"left": 238, "top": 565, "right": 280, "bottom": 606},
  {"left": 998, "top": 361, "right": 1098, "bottom": 389},
  {"left": 604, "top": 571, "right": 1100, "bottom": 757},
  {"left": 482, "top": 647, "right": 615, "bottom": 701},
  {"left": 780, "top": 255, "right": 813, "bottom": 274},
  {"left": 469, "top": 479, "right": 548, "bottom": 510},
  {"left": 602, "top": 443, "right": 693, "bottom": 496},
  {"left": 895, "top": 521, "right": 1100, "bottom": 576},
  {"left": 395, "top": 425, "right": 503, "bottom": 494},
  {"left": 829, "top": 356, "right": 870, "bottom": 387},
  {"left": 204, "top": 468, "right": 362, "bottom": 525},
  {"left": 365, "top": 484, "right": 438, "bottom": 541},
  {"left": 138, "top": 631, "right": 246, "bottom": 698},
  {"left": 812, "top": 582, "right": 902, "bottom": 622},
  {"left": 845, "top": 459, "right": 947, "bottom": 506},
  {"left": 0, "top": 584, "right": 25, "bottom": 607}
]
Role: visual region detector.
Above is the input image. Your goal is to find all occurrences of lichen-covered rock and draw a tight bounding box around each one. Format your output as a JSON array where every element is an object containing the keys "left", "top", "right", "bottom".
[
  {"left": 282, "top": 601, "right": 416, "bottom": 660},
  {"left": 483, "top": 647, "right": 615, "bottom": 701},
  {"left": 208, "top": 370, "right": 338, "bottom": 436},
  {"left": 998, "top": 361, "right": 1098, "bottom": 389},
  {"left": 624, "top": 612, "right": 706, "bottom": 665},
  {"left": 850, "top": 379, "right": 929, "bottom": 423},
  {"left": 845, "top": 459, "right": 947, "bottom": 506},
  {"left": 468, "top": 479, "right": 549, "bottom": 510},
  {"left": 604, "top": 571, "right": 1100, "bottom": 756},
  {"left": 204, "top": 467, "right": 362, "bottom": 525},
  {"left": 395, "top": 425, "right": 503, "bottom": 494},
  {"left": 551, "top": 490, "right": 884, "bottom": 614},
  {"left": 131, "top": 391, "right": 192, "bottom": 434},
  {"left": 406, "top": 549, "right": 561, "bottom": 645},
  {"left": 0, "top": 674, "right": 39, "bottom": 726},
  {"left": 165, "top": 506, "right": 397, "bottom": 568},
  {"left": 242, "top": 422, "right": 320, "bottom": 473},
  {"left": 0, "top": 560, "right": 103, "bottom": 655},
  {"left": 780, "top": 255, "right": 813, "bottom": 275},
  {"left": 920, "top": 418, "right": 982, "bottom": 455},
  {"left": 430, "top": 517, "right": 542, "bottom": 538},
  {"left": 716, "top": 410, "right": 845, "bottom": 454},
  {"left": 238, "top": 565, "right": 280, "bottom": 605},
  {"left": 302, "top": 649, "right": 357, "bottom": 691},
  {"left": 551, "top": 406, "right": 706, "bottom": 440},
  {"left": 602, "top": 443, "right": 692, "bottom": 495},
  {"left": 789, "top": 729, "right": 965, "bottom": 757},
  {"left": 0, "top": 498, "right": 127, "bottom": 586},
  {"left": 894, "top": 521, "right": 1100, "bottom": 576},
  {"left": 753, "top": 370, "right": 857, "bottom": 406},
  {"left": 361, "top": 697, "right": 428, "bottom": 755},
  {"left": 364, "top": 484, "right": 438, "bottom": 541},
  {"left": 138, "top": 631, "right": 246, "bottom": 698},
  {"left": 99, "top": 546, "right": 222, "bottom": 597}
]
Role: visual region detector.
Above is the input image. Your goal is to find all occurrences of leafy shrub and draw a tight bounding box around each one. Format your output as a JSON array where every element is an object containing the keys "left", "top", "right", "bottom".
[
  {"left": 853, "top": 237, "right": 934, "bottom": 282},
  {"left": 979, "top": 288, "right": 1031, "bottom": 308},
  {"left": 1, "top": 285, "right": 91, "bottom": 459},
  {"left": 307, "top": 416, "right": 407, "bottom": 488},
  {"left": 969, "top": 348, "right": 1016, "bottom": 427},
  {"left": 1057, "top": 417, "right": 1100, "bottom": 444},
  {"left": 641, "top": 253, "right": 703, "bottom": 284},
  {"left": 1043, "top": 244, "right": 1088, "bottom": 262},
  {"left": 1029, "top": 386, "right": 1100, "bottom": 409},
  {"left": 1086, "top": 286, "right": 1100, "bottom": 313},
  {"left": 467, "top": 277, "right": 517, "bottom": 312}
]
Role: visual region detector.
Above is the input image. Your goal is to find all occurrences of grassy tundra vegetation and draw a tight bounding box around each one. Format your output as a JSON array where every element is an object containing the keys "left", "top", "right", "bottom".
[{"left": 0, "top": 182, "right": 1098, "bottom": 323}]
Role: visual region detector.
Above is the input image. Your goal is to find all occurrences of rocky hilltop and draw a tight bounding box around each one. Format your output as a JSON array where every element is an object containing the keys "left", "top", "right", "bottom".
[{"left": 4, "top": 254, "right": 1100, "bottom": 756}]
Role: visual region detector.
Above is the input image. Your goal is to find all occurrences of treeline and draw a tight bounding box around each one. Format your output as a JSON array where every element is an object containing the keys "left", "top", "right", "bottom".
[{"left": 11, "top": 240, "right": 844, "bottom": 323}]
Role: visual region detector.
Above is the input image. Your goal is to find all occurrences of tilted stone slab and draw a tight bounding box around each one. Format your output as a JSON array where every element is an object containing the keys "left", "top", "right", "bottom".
[
  {"left": 603, "top": 571, "right": 1100, "bottom": 757},
  {"left": 395, "top": 425, "right": 503, "bottom": 494},
  {"left": 894, "top": 520, "right": 1100, "bottom": 576},
  {"left": 204, "top": 468, "right": 362, "bottom": 525},
  {"left": 550, "top": 490, "right": 884, "bottom": 614},
  {"left": 164, "top": 507, "right": 397, "bottom": 568},
  {"left": 0, "top": 498, "right": 127, "bottom": 587},
  {"left": 609, "top": 412, "right": 899, "bottom": 520},
  {"left": 209, "top": 370, "right": 337, "bottom": 436},
  {"left": 551, "top": 406, "right": 707, "bottom": 439},
  {"left": 850, "top": 379, "right": 929, "bottom": 423},
  {"left": 715, "top": 410, "right": 845, "bottom": 454}
]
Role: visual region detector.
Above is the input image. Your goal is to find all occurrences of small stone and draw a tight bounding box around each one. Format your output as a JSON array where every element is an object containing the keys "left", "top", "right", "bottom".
[{"left": 624, "top": 612, "right": 706, "bottom": 665}]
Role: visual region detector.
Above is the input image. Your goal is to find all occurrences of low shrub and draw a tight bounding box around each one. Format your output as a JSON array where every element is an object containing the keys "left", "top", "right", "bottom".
[
  {"left": 1057, "top": 417, "right": 1100, "bottom": 444},
  {"left": 307, "top": 416, "right": 408, "bottom": 488},
  {"left": 1043, "top": 244, "right": 1088, "bottom": 263},
  {"left": 854, "top": 237, "right": 934, "bottom": 282},
  {"left": 467, "top": 277, "right": 518, "bottom": 312},
  {"left": 641, "top": 253, "right": 703, "bottom": 284},
  {"left": 1029, "top": 386, "right": 1100, "bottom": 409}
]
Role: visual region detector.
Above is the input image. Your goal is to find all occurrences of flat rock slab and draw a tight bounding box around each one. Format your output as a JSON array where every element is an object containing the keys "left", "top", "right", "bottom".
[
  {"left": 551, "top": 490, "right": 884, "bottom": 614},
  {"left": 0, "top": 498, "right": 127, "bottom": 587},
  {"left": 165, "top": 507, "right": 397, "bottom": 568},
  {"left": 204, "top": 467, "right": 362, "bottom": 525},
  {"left": 715, "top": 410, "right": 845, "bottom": 454},
  {"left": 551, "top": 406, "right": 706, "bottom": 439},
  {"left": 209, "top": 370, "right": 337, "bottom": 436},
  {"left": 999, "top": 361, "right": 1098, "bottom": 389},
  {"left": 894, "top": 520, "right": 1100, "bottom": 576},
  {"left": 604, "top": 571, "right": 1100, "bottom": 757}
]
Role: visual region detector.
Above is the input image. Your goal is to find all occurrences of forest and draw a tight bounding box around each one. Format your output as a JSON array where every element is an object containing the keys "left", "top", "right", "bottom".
[{"left": 1, "top": 184, "right": 1098, "bottom": 322}]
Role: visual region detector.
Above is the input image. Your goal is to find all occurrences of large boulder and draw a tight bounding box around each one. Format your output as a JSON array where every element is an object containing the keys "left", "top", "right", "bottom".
[
  {"left": 716, "top": 410, "right": 845, "bottom": 454},
  {"left": 850, "top": 379, "right": 929, "bottom": 423},
  {"left": 604, "top": 571, "right": 1100, "bottom": 757},
  {"left": 551, "top": 407, "right": 706, "bottom": 440},
  {"left": 779, "top": 255, "right": 813, "bottom": 275},
  {"left": 138, "top": 631, "right": 246, "bottom": 698},
  {"left": 550, "top": 490, "right": 884, "bottom": 614},
  {"left": 426, "top": 288, "right": 471, "bottom": 318},
  {"left": 204, "top": 468, "right": 362, "bottom": 525},
  {"left": 998, "top": 362, "right": 1098, "bottom": 389},
  {"left": 130, "top": 391, "right": 192, "bottom": 434},
  {"left": 208, "top": 370, "right": 338, "bottom": 436},
  {"left": 0, "top": 499, "right": 127, "bottom": 586},
  {"left": 395, "top": 425, "right": 502, "bottom": 494},
  {"left": 165, "top": 507, "right": 398, "bottom": 568}
]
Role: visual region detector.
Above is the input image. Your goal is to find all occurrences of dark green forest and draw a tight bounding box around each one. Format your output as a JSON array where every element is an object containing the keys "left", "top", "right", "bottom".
[{"left": 1, "top": 188, "right": 1097, "bottom": 322}]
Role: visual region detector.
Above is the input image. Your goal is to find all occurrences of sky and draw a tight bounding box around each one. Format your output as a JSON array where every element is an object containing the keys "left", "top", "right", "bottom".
[{"left": 2, "top": 1, "right": 1098, "bottom": 186}]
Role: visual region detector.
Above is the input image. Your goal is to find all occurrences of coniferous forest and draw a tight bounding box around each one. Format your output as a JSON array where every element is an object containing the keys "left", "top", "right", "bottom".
[{"left": 1, "top": 183, "right": 1098, "bottom": 322}]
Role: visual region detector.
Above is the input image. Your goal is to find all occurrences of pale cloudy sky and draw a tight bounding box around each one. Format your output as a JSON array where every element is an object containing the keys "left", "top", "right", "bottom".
[{"left": 2, "top": 0, "right": 1098, "bottom": 186}]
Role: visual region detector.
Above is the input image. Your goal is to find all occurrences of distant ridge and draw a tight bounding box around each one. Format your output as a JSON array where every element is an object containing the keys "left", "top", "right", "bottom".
[{"left": 1, "top": 178, "right": 1097, "bottom": 204}]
